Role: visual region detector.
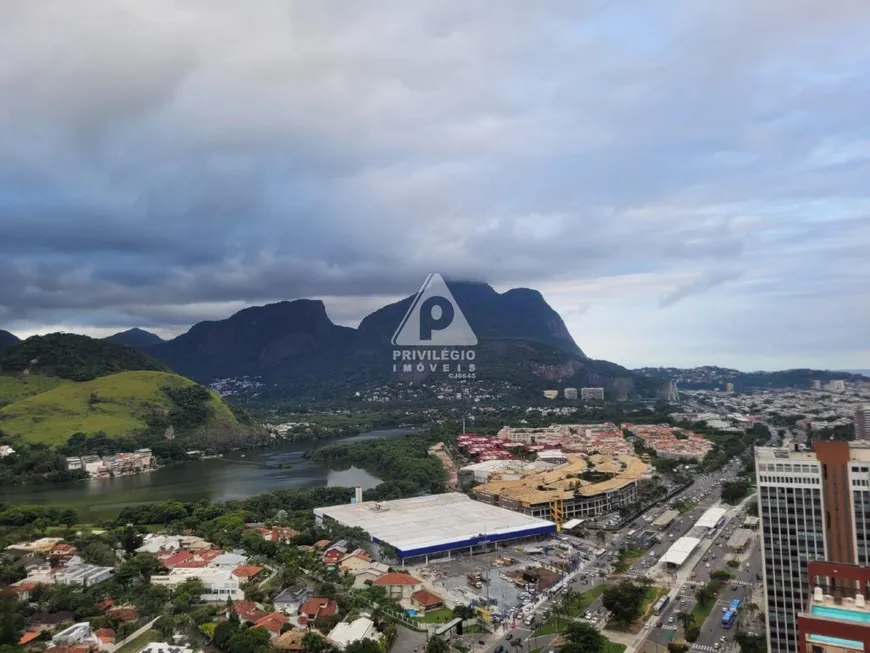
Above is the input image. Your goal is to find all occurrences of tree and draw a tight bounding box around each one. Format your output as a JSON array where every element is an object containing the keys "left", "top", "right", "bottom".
[
  {"left": 695, "top": 585, "right": 715, "bottom": 608},
  {"left": 426, "top": 637, "right": 449, "bottom": 653},
  {"left": 595, "top": 530, "right": 607, "bottom": 545},
  {"left": 561, "top": 622, "right": 605, "bottom": 653},
  {"left": 302, "top": 632, "right": 335, "bottom": 653},
  {"left": 735, "top": 632, "right": 766, "bottom": 653},
  {"left": 677, "top": 611, "right": 695, "bottom": 633},
  {"left": 602, "top": 581, "right": 646, "bottom": 628},
  {"left": 121, "top": 526, "right": 143, "bottom": 556},
  {"left": 344, "top": 640, "right": 382, "bottom": 653}
]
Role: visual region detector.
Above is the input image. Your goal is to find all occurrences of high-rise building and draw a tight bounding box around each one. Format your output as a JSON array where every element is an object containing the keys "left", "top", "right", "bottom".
[
  {"left": 543, "top": 390, "right": 558, "bottom": 400},
  {"left": 580, "top": 387, "right": 604, "bottom": 401},
  {"left": 756, "top": 441, "right": 870, "bottom": 653},
  {"left": 798, "top": 560, "right": 870, "bottom": 653},
  {"left": 812, "top": 380, "right": 822, "bottom": 390},
  {"left": 725, "top": 382, "right": 734, "bottom": 393},
  {"left": 856, "top": 406, "right": 869, "bottom": 441},
  {"left": 563, "top": 387, "right": 578, "bottom": 400},
  {"left": 825, "top": 380, "right": 846, "bottom": 393}
]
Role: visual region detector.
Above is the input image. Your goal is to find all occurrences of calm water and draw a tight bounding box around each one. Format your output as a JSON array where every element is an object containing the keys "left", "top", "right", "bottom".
[{"left": 3, "top": 428, "right": 413, "bottom": 519}]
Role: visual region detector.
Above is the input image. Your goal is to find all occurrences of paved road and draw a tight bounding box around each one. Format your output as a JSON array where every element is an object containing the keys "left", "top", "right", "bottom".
[{"left": 485, "top": 462, "right": 747, "bottom": 653}]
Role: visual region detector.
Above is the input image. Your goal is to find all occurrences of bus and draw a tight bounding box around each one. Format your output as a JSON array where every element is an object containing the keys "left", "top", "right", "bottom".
[
  {"left": 716, "top": 517, "right": 727, "bottom": 529},
  {"left": 722, "top": 610, "right": 736, "bottom": 629},
  {"left": 730, "top": 599, "right": 741, "bottom": 612},
  {"left": 654, "top": 596, "right": 670, "bottom": 615}
]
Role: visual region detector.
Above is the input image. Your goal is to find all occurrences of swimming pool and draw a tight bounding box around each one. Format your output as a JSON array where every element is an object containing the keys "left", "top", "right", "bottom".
[
  {"left": 807, "top": 634, "right": 864, "bottom": 650},
  {"left": 812, "top": 604, "right": 870, "bottom": 624}
]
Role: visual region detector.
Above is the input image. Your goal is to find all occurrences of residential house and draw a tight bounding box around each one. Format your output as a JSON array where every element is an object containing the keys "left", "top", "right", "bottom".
[
  {"left": 273, "top": 587, "right": 314, "bottom": 615},
  {"left": 151, "top": 568, "right": 243, "bottom": 602},
  {"left": 313, "top": 540, "right": 330, "bottom": 551},
  {"left": 322, "top": 540, "right": 348, "bottom": 566},
  {"left": 106, "top": 608, "right": 139, "bottom": 622},
  {"left": 232, "top": 565, "right": 264, "bottom": 582},
  {"left": 371, "top": 572, "right": 422, "bottom": 600},
  {"left": 8, "top": 581, "right": 41, "bottom": 601},
  {"left": 223, "top": 601, "right": 266, "bottom": 624},
  {"left": 49, "top": 544, "right": 78, "bottom": 561},
  {"left": 209, "top": 553, "right": 247, "bottom": 570},
  {"left": 253, "top": 612, "right": 289, "bottom": 639},
  {"left": 252, "top": 527, "right": 299, "bottom": 544},
  {"left": 94, "top": 628, "right": 115, "bottom": 647},
  {"left": 327, "top": 617, "right": 380, "bottom": 650},
  {"left": 51, "top": 623, "right": 99, "bottom": 648},
  {"left": 349, "top": 563, "right": 390, "bottom": 589},
  {"left": 410, "top": 589, "right": 443, "bottom": 612},
  {"left": 6, "top": 538, "right": 63, "bottom": 554},
  {"left": 159, "top": 551, "right": 194, "bottom": 569},
  {"left": 298, "top": 598, "right": 338, "bottom": 627},
  {"left": 337, "top": 550, "right": 373, "bottom": 574},
  {"left": 19, "top": 632, "right": 41, "bottom": 648}
]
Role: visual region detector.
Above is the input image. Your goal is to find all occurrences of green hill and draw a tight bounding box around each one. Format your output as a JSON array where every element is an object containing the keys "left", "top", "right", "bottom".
[
  {"left": 0, "top": 332, "right": 167, "bottom": 381},
  {"left": 0, "top": 370, "right": 255, "bottom": 446},
  {"left": 0, "top": 374, "right": 72, "bottom": 408}
]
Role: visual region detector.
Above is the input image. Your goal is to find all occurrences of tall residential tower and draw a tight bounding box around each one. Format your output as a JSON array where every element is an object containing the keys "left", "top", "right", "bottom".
[{"left": 756, "top": 441, "right": 870, "bottom": 653}]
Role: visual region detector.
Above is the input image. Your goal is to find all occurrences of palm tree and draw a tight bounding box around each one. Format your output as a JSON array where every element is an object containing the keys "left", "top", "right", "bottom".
[
  {"left": 695, "top": 585, "right": 715, "bottom": 607},
  {"left": 677, "top": 610, "right": 696, "bottom": 633}
]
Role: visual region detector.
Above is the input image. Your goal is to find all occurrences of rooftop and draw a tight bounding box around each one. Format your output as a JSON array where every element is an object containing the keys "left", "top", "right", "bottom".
[
  {"left": 696, "top": 507, "right": 727, "bottom": 529},
  {"left": 314, "top": 493, "right": 555, "bottom": 557},
  {"left": 661, "top": 536, "right": 701, "bottom": 566}
]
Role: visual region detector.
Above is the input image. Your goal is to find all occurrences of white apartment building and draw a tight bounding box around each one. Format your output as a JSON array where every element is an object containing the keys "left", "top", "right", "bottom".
[
  {"left": 756, "top": 441, "right": 870, "bottom": 653},
  {"left": 150, "top": 568, "right": 244, "bottom": 602},
  {"left": 580, "top": 387, "right": 604, "bottom": 401},
  {"left": 563, "top": 387, "right": 578, "bottom": 400}
]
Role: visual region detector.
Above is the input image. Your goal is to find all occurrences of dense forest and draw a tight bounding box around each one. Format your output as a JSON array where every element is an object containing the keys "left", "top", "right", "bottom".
[{"left": 0, "top": 333, "right": 167, "bottom": 381}]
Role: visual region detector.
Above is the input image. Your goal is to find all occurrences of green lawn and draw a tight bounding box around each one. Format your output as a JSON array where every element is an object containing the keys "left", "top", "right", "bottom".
[
  {"left": 418, "top": 607, "right": 455, "bottom": 623},
  {"left": 640, "top": 586, "right": 666, "bottom": 619},
  {"left": 115, "top": 629, "right": 159, "bottom": 653},
  {"left": 605, "top": 642, "right": 627, "bottom": 653},
  {"left": 533, "top": 585, "right": 607, "bottom": 636},
  {"left": 691, "top": 586, "right": 724, "bottom": 626}
]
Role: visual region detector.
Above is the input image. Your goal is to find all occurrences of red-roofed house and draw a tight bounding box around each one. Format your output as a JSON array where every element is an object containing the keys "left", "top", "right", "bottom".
[
  {"left": 313, "top": 540, "right": 330, "bottom": 550},
  {"left": 298, "top": 598, "right": 337, "bottom": 626},
  {"left": 322, "top": 548, "right": 345, "bottom": 566},
  {"left": 174, "top": 559, "right": 208, "bottom": 569},
  {"left": 232, "top": 565, "right": 264, "bottom": 582},
  {"left": 372, "top": 572, "right": 422, "bottom": 600},
  {"left": 253, "top": 611, "right": 289, "bottom": 638},
  {"left": 197, "top": 549, "right": 223, "bottom": 563},
  {"left": 94, "top": 628, "right": 115, "bottom": 645},
  {"left": 49, "top": 543, "right": 78, "bottom": 560},
  {"left": 19, "top": 632, "right": 40, "bottom": 647},
  {"left": 160, "top": 551, "right": 194, "bottom": 568},
  {"left": 7, "top": 581, "right": 40, "bottom": 601},
  {"left": 224, "top": 601, "right": 266, "bottom": 624},
  {"left": 410, "top": 589, "right": 443, "bottom": 612},
  {"left": 254, "top": 527, "right": 299, "bottom": 544}
]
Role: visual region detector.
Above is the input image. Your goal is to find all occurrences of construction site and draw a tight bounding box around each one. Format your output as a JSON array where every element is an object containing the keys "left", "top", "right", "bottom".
[{"left": 472, "top": 452, "right": 651, "bottom": 526}]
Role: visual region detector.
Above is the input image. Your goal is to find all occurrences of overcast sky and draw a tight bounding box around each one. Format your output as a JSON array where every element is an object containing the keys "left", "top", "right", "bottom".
[{"left": 1, "top": 0, "right": 869, "bottom": 371}]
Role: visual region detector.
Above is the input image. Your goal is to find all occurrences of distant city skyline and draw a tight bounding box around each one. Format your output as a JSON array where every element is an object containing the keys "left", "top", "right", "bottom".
[{"left": 2, "top": 2, "right": 869, "bottom": 371}]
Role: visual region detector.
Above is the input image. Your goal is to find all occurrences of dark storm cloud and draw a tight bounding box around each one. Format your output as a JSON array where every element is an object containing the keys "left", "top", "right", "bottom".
[{"left": 1, "top": 0, "right": 870, "bottom": 367}]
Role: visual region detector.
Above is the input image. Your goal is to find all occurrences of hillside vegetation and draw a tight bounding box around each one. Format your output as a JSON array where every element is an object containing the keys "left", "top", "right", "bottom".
[
  {"left": 0, "top": 371, "right": 243, "bottom": 445},
  {"left": 0, "top": 333, "right": 166, "bottom": 381},
  {"left": 0, "top": 374, "right": 71, "bottom": 408}
]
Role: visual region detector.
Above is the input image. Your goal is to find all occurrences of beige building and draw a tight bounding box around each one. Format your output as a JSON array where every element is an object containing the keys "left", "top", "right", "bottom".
[{"left": 372, "top": 572, "right": 422, "bottom": 600}]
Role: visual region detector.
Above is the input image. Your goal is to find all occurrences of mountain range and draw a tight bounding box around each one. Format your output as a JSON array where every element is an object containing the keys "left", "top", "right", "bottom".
[{"left": 5, "top": 281, "right": 863, "bottom": 401}]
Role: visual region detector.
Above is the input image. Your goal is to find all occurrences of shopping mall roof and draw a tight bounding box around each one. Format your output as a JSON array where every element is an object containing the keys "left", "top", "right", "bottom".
[
  {"left": 661, "top": 536, "right": 701, "bottom": 566},
  {"left": 313, "top": 493, "right": 556, "bottom": 559},
  {"left": 696, "top": 506, "right": 727, "bottom": 529}
]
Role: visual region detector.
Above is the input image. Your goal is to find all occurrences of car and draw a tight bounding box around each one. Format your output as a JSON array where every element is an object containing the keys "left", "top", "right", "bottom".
[
  {"left": 656, "top": 621, "right": 663, "bottom": 628},
  {"left": 667, "top": 617, "right": 674, "bottom": 624},
  {"left": 506, "top": 634, "right": 513, "bottom": 641},
  {"left": 714, "top": 644, "right": 720, "bottom": 650},
  {"left": 732, "top": 584, "right": 739, "bottom": 590}
]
